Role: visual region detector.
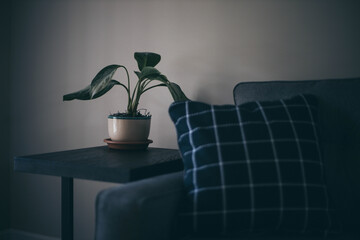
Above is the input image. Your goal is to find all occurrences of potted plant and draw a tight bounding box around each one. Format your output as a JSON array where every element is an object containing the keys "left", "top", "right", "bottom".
[{"left": 63, "top": 52, "right": 188, "bottom": 147}]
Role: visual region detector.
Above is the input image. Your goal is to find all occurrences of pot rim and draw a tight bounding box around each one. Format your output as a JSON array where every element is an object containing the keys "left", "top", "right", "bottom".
[{"left": 108, "top": 115, "right": 151, "bottom": 120}]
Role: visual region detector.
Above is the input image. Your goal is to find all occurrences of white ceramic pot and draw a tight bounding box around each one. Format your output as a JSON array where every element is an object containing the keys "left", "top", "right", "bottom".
[{"left": 107, "top": 115, "right": 151, "bottom": 142}]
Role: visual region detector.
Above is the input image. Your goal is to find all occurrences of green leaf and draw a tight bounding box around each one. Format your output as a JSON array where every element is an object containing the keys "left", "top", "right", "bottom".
[
  {"left": 139, "top": 67, "right": 162, "bottom": 80},
  {"left": 134, "top": 71, "right": 141, "bottom": 79},
  {"left": 134, "top": 52, "right": 161, "bottom": 71},
  {"left": 90, "top": 64, "right": 123, "bottom": 99},
  {"left": 166, "top": 82, "right": 189, "bottom": 102},
  {"left": 138, "top": 67, "right": 170, "bottom": 85},
  {"left": 63, "top": 80, "right": 120, "bottom": 101},
  {"left": 63, "top": 85, "right": 92, "bottom": 101},
  {"left": 93, "top": 80, "right": 121, "bottom": 99}
]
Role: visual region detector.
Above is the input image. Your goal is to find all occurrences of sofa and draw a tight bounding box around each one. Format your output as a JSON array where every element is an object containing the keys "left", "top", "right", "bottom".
[{"left": 95, "top": 78, "right": 360, "bottom": 240}]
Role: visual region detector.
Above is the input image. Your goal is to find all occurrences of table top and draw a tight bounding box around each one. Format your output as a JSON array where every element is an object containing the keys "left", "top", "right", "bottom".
[{"left": 14, "top": 146, "right": 183, "bottom": 183}]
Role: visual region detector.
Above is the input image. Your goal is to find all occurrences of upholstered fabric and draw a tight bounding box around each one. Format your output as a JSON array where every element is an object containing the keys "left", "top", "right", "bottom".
[
  {"left": 233, "top": 79, "right": 360, "bottom": 234},
  {"left": 95, "top": 78, "right": 360, "bottom": 240},
  {"left": 95, "top": 172, "right": 185, "bottom": 240},
  {"left": 169, "top": 95, "right": 336, "bottom": 237},
  {"left": 182, "top": 234, "right": 359, "bottom": 240}
]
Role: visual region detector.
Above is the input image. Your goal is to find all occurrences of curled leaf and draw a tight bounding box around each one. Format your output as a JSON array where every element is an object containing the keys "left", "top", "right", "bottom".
[
  {"left": 134, "top": 52, "right": 161, "bottom": 71},
  {"left": 139, "top": 67, "right": 162, "bottom": 81},
  {"left": 90, "top": 65, "right": 122, "bottom": 99},
  {"left": 166, "top": 82, "right": 189, "bottom": 102}
]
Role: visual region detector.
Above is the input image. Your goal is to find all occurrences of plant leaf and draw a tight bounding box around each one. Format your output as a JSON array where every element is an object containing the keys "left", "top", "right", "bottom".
[
  {"left": 93, "top": 80, "right": 121, "bottom": 99},
  {"left": 166, "top": 82, "right": 189, "bottom": 101},
  {"left": 63, "top": 80, "right": 120, "bottom": 101},
  {"left": 138, "top": 67, "right": 170, "bottom": 85},
  {"left": 63, "top": 85, "right": 92, "bottom": 101},
  {"left": 134, "top": 71, "right": 141, "bottom": 79},
  {"left": 139, "top": 66, "right": 162, "bottom": 81},
  {"left": 134, "top": 52, "right": 161, "bottom": 71},
  {"left": 90, "top": 64, "right": 123, "bottom": 98}
]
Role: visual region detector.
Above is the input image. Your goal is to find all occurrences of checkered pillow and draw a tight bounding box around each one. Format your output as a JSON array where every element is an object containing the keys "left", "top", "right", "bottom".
[{"left": 169, "top": 94, "right": 336, "bottom": 237}]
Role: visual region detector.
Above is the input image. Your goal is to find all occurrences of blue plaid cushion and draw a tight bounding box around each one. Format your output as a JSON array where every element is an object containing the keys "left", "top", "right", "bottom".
[{"left": 169, "top": 94, "right": 337, "bottom": 237}]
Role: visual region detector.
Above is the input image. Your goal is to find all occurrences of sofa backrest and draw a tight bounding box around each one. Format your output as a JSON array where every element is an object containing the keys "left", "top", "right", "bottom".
[{"left": 233, "top": 78, "right": 360, "bottom": 233}]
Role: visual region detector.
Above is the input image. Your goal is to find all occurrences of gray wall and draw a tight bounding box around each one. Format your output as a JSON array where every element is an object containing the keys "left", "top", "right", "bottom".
[
  {"left": 0, "top": 0, "right": 11, "bottom": 232},
  {"left": 9, "top": 0, "right": 360, "bottom": 239}
]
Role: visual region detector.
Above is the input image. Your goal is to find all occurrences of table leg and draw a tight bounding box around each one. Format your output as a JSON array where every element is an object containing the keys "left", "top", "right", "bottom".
[{"left": 61, "top": 177, "right": 73, "bottom": 240}]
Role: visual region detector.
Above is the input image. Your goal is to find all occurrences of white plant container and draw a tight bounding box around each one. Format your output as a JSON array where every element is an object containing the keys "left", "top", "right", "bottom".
[{"left": 107, "top": 115, "right": 151, "bottom": 142}]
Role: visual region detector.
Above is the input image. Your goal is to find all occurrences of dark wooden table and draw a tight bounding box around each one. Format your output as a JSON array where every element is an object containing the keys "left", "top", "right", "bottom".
[{"left": 14, "top": 146, "right": 183, "bottom": 240}]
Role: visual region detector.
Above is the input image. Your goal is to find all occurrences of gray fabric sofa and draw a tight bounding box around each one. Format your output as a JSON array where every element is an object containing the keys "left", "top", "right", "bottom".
[{"left": 95, "top": 78, "right": 360, "bottom": 240}]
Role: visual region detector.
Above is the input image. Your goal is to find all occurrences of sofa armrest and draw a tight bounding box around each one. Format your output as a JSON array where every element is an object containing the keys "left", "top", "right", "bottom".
[{"left": 95, "top": 171, "right": 184, "bottom": 240}]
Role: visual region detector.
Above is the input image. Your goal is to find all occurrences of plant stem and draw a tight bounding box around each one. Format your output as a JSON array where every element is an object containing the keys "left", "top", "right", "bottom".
[
  {"left": 122, "top": 67, "right": 132, "bottom": 112},
  {"left": 142, "top": 83, "right": 167, "bottom": 93}
]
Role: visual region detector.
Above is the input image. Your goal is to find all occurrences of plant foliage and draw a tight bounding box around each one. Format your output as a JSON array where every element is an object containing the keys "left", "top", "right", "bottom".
[{"left": 63, "top": 52, "right": 189, "bottom": 117}]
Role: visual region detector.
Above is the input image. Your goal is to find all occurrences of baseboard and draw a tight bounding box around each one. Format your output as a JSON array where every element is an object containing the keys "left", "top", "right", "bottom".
[{"left": 0, "top": 229, "right": 60, "bottom": 240}]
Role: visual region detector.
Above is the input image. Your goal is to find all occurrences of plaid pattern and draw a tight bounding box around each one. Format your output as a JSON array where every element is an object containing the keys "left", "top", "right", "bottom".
[{"left": 169, "top": 94, "right": 335, "bottom": 237}]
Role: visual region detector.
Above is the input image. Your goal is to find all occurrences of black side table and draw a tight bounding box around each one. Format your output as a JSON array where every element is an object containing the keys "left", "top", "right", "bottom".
[{"left": 14, "top": 146, "right": 183, "bottom": 240}]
